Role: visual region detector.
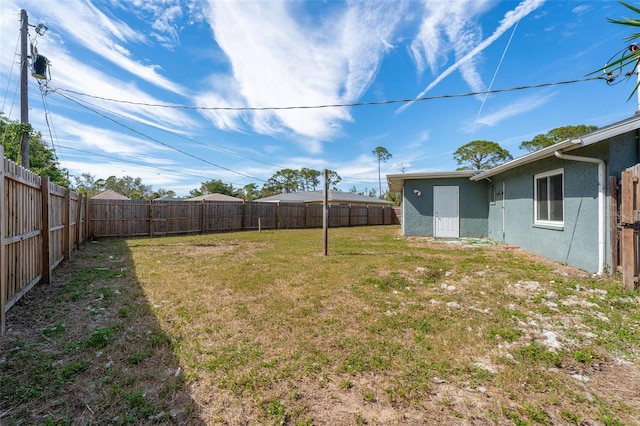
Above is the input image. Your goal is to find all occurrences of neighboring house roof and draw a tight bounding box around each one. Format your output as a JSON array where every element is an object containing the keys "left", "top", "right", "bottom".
[
  {"left": 153, "top": 195, "right": 180, "bottom": 201},
  {"left": 387, "top": 171, "right": 480, "bottom": 193},
  {"left": 256, "top": 190, "right": 393, "bottom": 205},
  {"left": 187, "top": 193, "right": 244, "bottom": 202},
  {"left": 470, "top": 114, "right": 640, "bottom": 181},
  {"left": 91, "top": 190, "right": 130, "bottom": 200}
]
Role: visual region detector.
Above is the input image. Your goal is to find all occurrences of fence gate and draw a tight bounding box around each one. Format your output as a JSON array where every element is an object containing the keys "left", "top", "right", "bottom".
[{"left": 611, "top": 164, "right": 640, "bottom": 291}]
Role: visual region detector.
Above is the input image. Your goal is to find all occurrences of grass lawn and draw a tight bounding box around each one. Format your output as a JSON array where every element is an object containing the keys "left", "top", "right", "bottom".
[{"left": 1, "top": 225, "right": 639, "bottom": 425}]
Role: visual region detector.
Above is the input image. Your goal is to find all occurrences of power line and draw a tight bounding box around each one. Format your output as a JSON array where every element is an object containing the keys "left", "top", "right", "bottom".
[
  {"left": 50, "top": 89, "right": 286, "bottom": 170},
  {"left": 471, "top": 19, "right": 519, "bottom": 139},
  {"left": 1, "top": 32, "right": 21, "bottom": 114},
  {"left": 38, "top": 81, "right": 64, "bottom": 168},
  {"left": 54, "top": 91, "right": 268, "bottom": 183},
  {"left": 56, "top": 143, "right": 243, "bottom": 184},
  {"left": 53, "top": 77, "right": 604, "bottom": 112}
]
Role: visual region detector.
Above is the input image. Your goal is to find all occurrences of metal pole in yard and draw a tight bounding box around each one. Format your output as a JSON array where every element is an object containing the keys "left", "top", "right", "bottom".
[{"left": 323, "top": 169, "right": 328, "bottom": 256}]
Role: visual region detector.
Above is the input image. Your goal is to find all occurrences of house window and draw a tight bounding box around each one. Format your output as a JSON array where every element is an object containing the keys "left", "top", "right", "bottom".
[
  {"left": 490, "top": 184, "right": 497, "bottom": 205},
  {"left": 534, "top": 169, "right": 563, "bottom": 225}
]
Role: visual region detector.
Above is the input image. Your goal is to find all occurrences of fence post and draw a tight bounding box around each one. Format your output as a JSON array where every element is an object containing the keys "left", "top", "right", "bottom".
[
  {"left": 149, "top": 200, "right": 154, "bottom": 237},
  {"left": 41, "top": 176, "right": 51, "bottom": 285},
  {"left": 75, "top": 194, "right": 82, "bottom": 250},
  {"left": 63, "top": 188, "right": 71, "bottom": 260},
  {"left": 609, "top": 176, "right": 619, "bottom": 272},
  {"left": 201, "top": 200, "right": 206, "bottom": 234},
  {"left": 621, "top": 170, "right": 637, "bottom": 291},
  {"left": 0, "top": 146, "right": 6, "bottom": 335},
  {"left": 84, "top": 196, "right": 89, "bottom": 241}
]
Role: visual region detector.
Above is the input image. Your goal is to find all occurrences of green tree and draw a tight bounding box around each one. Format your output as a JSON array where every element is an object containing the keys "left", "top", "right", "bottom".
[
  {"left": 372, "top": 146, "right": 392, "bottom": 199},
  {"left": 385, "top": 191, "right": 402, "bottom": 206},
  {"left": 259, "top": 168, "right": 342, "bottom": 197},
  {"left": 242, "top": 183, "right": 260, "bottom": 200},
  {"left": 103, "top": 175, "right": 152, "bottom": 200},
  {"left": 519, "top": 125, "right": 598, "bottom": 152},
  {"left": 299, "top": 167, "right": 321, "bottom": 191},
  {"left": 262, "top": 168, "right": 301, "bottom": 195},
  {"left": 73, "top": 173, "right": 101, "bottom": 197},
  {"left": 453, "top": 140, "right": 512, "bottom": 170},
  {"left": 1, "top": 114, "right": 69, "bottom": 186},
  {"left": 189, "top": 179, "right": 236, "bottom": 197},
  {"left": 151, "top": 189, "right": 176, "bottom": 199},
  {"left": 325, "top": 169, "right": 342, "bottom": 190}
]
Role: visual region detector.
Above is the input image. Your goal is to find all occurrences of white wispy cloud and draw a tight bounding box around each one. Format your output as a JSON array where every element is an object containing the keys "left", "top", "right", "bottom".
[
  {"left": 47, "top": 115, "right": 175, "bottom": 157},
  {"left": 46, "top": 49, "right": 198, "bottom": 132},
  {"left": 399, "top": 0, "right": 546, "bottom": 113},
  {"left": 467, "top": 92, "right": 555, "bottom": 129},
  {"left": 5, "top": 0, "right": 187, "bottom": 95},
  {"left": 200, "top": 0, "right": 404, "bottom": 150}
]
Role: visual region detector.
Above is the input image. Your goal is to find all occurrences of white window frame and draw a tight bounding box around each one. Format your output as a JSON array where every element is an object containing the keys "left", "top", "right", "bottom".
[{"left": 534, "top": 168, "right": 564, "bottom": 226}]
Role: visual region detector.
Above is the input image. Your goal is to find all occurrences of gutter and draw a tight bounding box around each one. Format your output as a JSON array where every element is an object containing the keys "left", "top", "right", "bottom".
[{"left": 554, "top": 150, "right": 605, "bottom": 275}]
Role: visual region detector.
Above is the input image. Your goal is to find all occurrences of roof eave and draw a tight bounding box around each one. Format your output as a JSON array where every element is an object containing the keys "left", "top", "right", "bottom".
[
  {"left": 470, "top": 139, "right": 580, "bottom": 181},
  {"left": 387, "top": 170, "right": 479, "bottom": 192},
  {"left": 472, "top": 114, "right": 640, "bottom": 181}
]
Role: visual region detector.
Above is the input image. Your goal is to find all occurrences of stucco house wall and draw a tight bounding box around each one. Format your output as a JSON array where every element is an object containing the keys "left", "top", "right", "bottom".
[
  {"left": 388, "top": 114, "right": 640, "bottom": 274},
  {"left": 485, "top": 157, "right": 600, "bottom": 271},
  {"left": 400, "top": 177, "right": 489, "bottom": 238},
  {"left": 481, "top": 128, "right": 639, "bottom": 273}
]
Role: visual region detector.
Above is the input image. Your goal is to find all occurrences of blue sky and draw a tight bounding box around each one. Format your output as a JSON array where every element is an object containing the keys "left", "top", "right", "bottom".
[{"left": 1, "top": 0, "right": 638, "bottom": 196}]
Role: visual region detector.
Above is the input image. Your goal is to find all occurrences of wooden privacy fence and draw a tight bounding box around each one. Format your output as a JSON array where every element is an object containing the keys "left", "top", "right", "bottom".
[
  {"left": 89, "top": 199, "right": 399, "bottom": 238},
  {"left": 0, "top": 146, "right": 88, "bottom": 335},
  {"left": 611, "top": 163, "right": 640, "bottom": 292}
]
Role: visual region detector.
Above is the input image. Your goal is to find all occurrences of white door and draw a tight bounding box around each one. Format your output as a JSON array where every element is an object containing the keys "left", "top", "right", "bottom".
[{"left": 433, "top": 186, "right": 459, "bottom": 238}]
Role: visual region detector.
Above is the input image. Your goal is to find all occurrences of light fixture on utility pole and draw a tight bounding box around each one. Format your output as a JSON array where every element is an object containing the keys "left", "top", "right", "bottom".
[
  {"left": 17, "top": 10, "right": 48, "bottom": 169},
  {"left": 20, "top": 9, "right": 30, "bottom": 169}
]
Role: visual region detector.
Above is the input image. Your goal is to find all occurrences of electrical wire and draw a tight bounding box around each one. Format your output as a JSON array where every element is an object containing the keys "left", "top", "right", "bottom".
[
  {"left": 56, "top": 143, "right": 242, "bottom": 184},
  {"left": 0, "top": 32, "right": 22, "bottom": 145},
  {"left": 601, "top": 45, "right": 640, "bottom": 86},
  {"left": 1, "top": 32, "right": 21, "bottom": 114},
  {"left": 52, "top": 77, "right": 605, "bottom": 112},
  {"left": 471, "top": 19, "right": 519, "bottom": 139},
  {"left": 50, "top": 89, "right": 286, "bottom": 170},
  {"left": 38, "top": 80, "right": 65, "bottom": 170},
  {"left": 54, "top": 90, "right": 268, "bottom": 182}
]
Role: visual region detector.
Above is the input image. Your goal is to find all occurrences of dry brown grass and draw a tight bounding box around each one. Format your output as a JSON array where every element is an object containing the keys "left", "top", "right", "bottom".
[{"left": 1, "top": 226, "right": 639, "bottom": 425}]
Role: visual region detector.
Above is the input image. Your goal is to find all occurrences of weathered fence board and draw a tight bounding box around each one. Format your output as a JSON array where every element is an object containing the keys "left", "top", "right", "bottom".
[
  {"left": 618, "top": 164, "right": 640, "bottom": 291},
  {"left": 1, "top": 147, "right": 87, "bottom": 335},
  {"left": 89, "top": 200, "right": 399, "bottom": 238},
  {"left": 2, "top": 141, "right": 396, "bottom": 335}
]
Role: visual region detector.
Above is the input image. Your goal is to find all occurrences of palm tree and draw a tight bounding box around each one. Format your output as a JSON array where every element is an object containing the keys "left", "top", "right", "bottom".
[{"left": 372, "top": 146, "right": 392, "bottom": 198}]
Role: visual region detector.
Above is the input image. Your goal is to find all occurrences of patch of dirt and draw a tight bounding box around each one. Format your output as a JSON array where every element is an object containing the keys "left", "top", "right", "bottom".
[
  {"left": 0, "top": 239, "right": 205, "bottom": 425},
  {"left": 2, "top": 235, "right": 639, "bottom": 425}
]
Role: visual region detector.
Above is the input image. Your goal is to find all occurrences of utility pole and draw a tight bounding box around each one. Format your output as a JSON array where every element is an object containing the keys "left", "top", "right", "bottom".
[{"left": 20, "top": 9, "right": 30, "bottom": 169}]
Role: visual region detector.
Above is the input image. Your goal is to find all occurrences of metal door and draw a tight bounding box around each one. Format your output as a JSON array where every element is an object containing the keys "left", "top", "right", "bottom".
[{"left": 434, "top": 186, "right": 459, "bottom": 238}]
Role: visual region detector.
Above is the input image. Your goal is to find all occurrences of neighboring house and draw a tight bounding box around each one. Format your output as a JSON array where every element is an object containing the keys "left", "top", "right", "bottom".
[
  {"left": 152, "top": 194, "right": 181, "bottom": 202},
  {"left": 256, "top": 190, "right": 393, "bottom": 206},
  {"left": 187, "top": 193, "right": 244, "bottom": 202},
  {"left": 90, "top": 190, "right": 130, "bottom": 200},
  {"left": 388, "top": 114, "right": 640, "bottom": 274}
]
